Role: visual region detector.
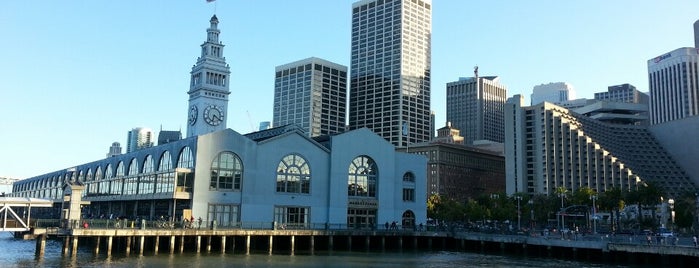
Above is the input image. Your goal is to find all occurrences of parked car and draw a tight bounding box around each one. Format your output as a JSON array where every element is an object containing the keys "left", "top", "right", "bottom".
[{"left": 658, "top": 228, "right": 674, "bottom": 238}]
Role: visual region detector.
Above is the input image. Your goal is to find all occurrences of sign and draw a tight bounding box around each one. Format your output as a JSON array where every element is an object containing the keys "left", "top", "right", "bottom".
[
  {"left": 348, "top": 198, "right": 378, "bottom": 208},
  {"left": 653, "top": 53, "right": 671, "bottom": 63}
]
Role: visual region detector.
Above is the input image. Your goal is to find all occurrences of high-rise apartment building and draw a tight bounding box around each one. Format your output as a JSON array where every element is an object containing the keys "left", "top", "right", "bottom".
[
  {"left": 157, "top": 130, "right": 182, "bottom": 145},
  {"left": 273, "top": 57, "right": 347, "bottom": 137},
  {"left": 595, "top": 84, "right": 649, "bottom": 105},
  {"left": 126, "top": 127, "right": 153, "bottom": 153},
  {"left": 349, "top": 0, "right": 432, "bottom": 147},
  {"left": 505, "top": 102, "right": 695, "bottom": 198},
  {"left": 446, "top": 75, "right": 507, "bottom": 145},
  {"left": 530, "top": 82, "right": 575, "bottom": 106},
  {"left": 694, "top": 19, "right": 698, "bottom": 48},
  {"left": 647, "top": 47, "right": 699, "bottom": 125},
  {"left": 186, "top": 15, "right": 231, "bottom": 137}
]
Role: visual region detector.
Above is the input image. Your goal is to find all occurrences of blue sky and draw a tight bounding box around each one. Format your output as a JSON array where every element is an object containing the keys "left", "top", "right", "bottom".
[{"left": 1, "top": 0, "right": 698, "bottom": 180}]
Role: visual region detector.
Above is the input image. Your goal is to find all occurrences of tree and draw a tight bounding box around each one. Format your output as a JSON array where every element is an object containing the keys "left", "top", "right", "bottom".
[
  {"left": 599, "top": 188, "right": 624, "bottom": 232},
  {"left": 673, "top": 191, "right": 696, "bottom": 231}
]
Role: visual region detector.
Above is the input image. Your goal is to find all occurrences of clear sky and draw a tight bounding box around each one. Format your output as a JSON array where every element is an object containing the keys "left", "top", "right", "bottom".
[{"left": 1, "top": 1, "right": 698, "bottom": 180}]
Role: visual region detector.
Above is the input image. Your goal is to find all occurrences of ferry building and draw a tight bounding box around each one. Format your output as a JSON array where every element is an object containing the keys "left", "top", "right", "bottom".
[{"left": 9, "top": 15, "right": 427, "bottom": 230}]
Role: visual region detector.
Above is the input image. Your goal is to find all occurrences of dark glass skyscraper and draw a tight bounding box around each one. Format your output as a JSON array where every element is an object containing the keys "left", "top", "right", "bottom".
[{"left": 349, "top": 0, "right": 432, "bottom": 147}]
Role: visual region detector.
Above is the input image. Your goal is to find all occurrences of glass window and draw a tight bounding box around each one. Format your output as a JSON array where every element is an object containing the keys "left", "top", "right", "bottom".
[
  {"left": 276, "top": 154, "right": 311, "bottom": 194},
  {"left": 139, "top": 155, "right": 155, "bottom": 194},
  {"left": 157, "top": 151, "right": 174, "bottom": 193},
  {"left": 207, "top": 203, "right": 240, "bottom": 228},
  {"left": 210, "top": 152, "right": 243, "bottom": 191},
  {"left": 348, "top": 155, "right": 378, "bottom": 197},
  {"left": 403, "top": 172, "right": 415, "bottom": 182},
  {"left": 274, "top": 206, "right": 309, "bottom": 228}
]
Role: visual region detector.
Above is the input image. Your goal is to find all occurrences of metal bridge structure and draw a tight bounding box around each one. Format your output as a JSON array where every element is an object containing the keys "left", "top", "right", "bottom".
[{"left": 0, "top": 197, "right": 53, "bottom": 232}]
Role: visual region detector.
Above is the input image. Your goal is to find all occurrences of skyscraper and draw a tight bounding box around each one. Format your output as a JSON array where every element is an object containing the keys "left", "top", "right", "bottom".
[
  {"left": 186, "top": 15, "right": 231, "bottom": 137},
  {"left": 126, "top": 127, "right": 153, "bottom": 153},
  {"left": 273, "top": 57, "right": 347, "bottom": 137},
  {"left": 694, "top": 19, "right": 698, "bottom": 48},
  {"left": 446, "top": 74, "right": 507, "bottom": 145},
  {"left": 647, "top": 47, "right": 699, "bottom": 125},
  {"left": 349, "top": 0, "right": 432, "bottom": 147}
]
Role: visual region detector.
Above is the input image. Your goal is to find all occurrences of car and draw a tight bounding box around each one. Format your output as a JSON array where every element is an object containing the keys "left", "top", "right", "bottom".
[{"left": 658, "top": 228, "right": 674, "bottom": 238}]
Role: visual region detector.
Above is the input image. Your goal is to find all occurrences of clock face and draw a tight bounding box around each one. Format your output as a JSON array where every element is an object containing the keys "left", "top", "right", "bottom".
[
  {"left": 188, "top": 105, "right": 198, "bottom": 126},
  {"left": 203, "top": 105, "right": 224, "bottom": 126}
]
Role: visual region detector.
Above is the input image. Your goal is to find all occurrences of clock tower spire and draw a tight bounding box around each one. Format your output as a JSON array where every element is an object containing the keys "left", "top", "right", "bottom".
[{"left": 186, "top": 15, "right": 231, "bottom": 137}]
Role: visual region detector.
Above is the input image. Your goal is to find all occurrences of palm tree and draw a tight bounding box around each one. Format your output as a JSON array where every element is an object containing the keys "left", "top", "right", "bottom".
[{"left": 599, "top": 188, "right": 624, "bottom": 232}]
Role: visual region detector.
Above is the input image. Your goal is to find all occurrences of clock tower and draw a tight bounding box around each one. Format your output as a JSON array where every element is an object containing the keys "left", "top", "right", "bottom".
[{"left": 187, "top": 15, "right": 231, "bottom": 137}]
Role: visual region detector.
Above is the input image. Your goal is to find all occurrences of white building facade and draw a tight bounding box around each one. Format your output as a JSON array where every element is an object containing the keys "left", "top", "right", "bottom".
[{"left": 126, "top": 127, "right": 153, "bottom": 153}]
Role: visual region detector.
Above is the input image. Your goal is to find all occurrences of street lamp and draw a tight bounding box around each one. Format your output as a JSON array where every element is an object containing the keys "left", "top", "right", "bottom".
[
  {"left": 528, "top": 199, "right": 534, "bottom": 229},
  {"left": 515, "top": 196, "right": 522, "bottom": 231},
  {"left": 590, "top": 194, "right": 597, "bottom": 234},
  {"left": 558, "top": 192, "right": 566, "bottom": 230}
]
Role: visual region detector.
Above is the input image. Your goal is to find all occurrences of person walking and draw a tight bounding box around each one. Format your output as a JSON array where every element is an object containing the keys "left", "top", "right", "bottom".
[{"left": 693, "top": 235, "right": 697, "bottom": 247}]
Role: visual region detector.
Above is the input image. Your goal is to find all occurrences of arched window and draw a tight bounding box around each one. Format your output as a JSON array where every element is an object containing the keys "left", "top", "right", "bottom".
[
  {"left": 276, "top": 154, "right": 310, "bottom": 194},
  {"left": 94, "top": 166, "right": 104, "bottom": 195},
  {"left": 402, "top": 210, "right": 415, "bottom": 229},
  {"left": 86, "top": 168, "right": 94, "bottom": 195},
  {"left": 403, "top": 172, "right": 415, "bottom": 182},
  {"left": 210, "top": 151, "right": 243, "bottom": 191},
  {"left": 177, "top": 146, "right": 194, "bottom": 169},
  {"left": 125, "top": 158, "right": 139, "bottom": 195},
  {"left": 157, "top": 151, "right": 174, "bottom": 193},
  {"left": 111, "top": 162, "right": 124, "bottom": 195},
  {"left": 348, "top": 155, "right": 378, "bottom": 197},
  {"left": 140, "top": 155, "right": 155, "bottom": 194}
]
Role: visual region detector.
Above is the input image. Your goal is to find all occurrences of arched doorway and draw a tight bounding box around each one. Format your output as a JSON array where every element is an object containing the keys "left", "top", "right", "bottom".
[{"left": 402, "top": 210, "right": 415, "bottom": 230}]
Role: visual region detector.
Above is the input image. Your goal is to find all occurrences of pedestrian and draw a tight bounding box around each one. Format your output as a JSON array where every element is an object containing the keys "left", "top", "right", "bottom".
[
  {"left": 198, "top": 217, "right": 203, "bottom": 229},
  {"left": 385, "top": 222, "right": 389, "bottom": 230},
  {"left": 693, "top": 235, "right": 697, "bottom": 247}
]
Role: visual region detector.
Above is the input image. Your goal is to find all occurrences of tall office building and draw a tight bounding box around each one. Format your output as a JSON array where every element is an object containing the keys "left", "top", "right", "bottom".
[
  {"left": 273, "top": 57, "right": 347, "bottom": 137},
  {"left": 186, "top": 15, "right": 231, "bottom": 137},
  {"left": 126, "top": 127, "right": 153, "bottom": 153},
  {"left": 694, "top": 19, "right": 699, "bottom": 48},
  {"left": 530, "top": 82, "right": 575, "bottom": 106},
  {"left": 647, "top": 47, "right": 699, "bottom": 125},
  {"left": 349, "top": 0, "right": 432, "bottom": 147},
  {"left": 446, "top": 74, "right": 507, "bottom": 145}
]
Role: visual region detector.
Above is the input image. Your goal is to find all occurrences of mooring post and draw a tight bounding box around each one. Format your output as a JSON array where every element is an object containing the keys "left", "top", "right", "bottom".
[
  {"left": 268, "top": 235, "right": 273, "bottom": 255},
  {"left": 62, "top": 236, "right": 70, "bottom": 255},
  {"left": 196, "top": 235, "right": 201, "bottom": 253},
  {"left": 139, "top": 236, "right": 145, "bottom": 256},
  {"left": 125, "top": 236, "right": 131, "bottom": 256},
  {"left": 35, "top": 234, "right": 46, "bottom": 258},
  {"left": 221, "top": 236, "right": 226, "bottom": 254},
  {"left": 179, "top": 235, "right": 184, "bottom": 253},
  {"left": 290, "top": 235, "right": 295, "bottom": 255},
  {"left": 71, "top": 236, "right": 78, "bottom": 257},
  {"left": 154, "top": 236, "right": 160, "bottom": 255},
  {"left": 107, "top": 236, "right": 113, "bottom": 257},
  {"left": 169, "top": 235, "right": 175, "bottom": 254},
  {"left": 245, "top": 235, "right": 251, "bottom": 255},
  {"left": 206, "top": 236, "right": 212, "bottom": 253}
]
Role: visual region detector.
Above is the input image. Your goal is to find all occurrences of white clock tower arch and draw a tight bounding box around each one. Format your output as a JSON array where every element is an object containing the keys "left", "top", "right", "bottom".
[{"left": 187, "top": 15, "right": 231, "bottom": 138}]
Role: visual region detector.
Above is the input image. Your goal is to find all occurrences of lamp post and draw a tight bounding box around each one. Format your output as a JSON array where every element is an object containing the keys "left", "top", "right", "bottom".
[
  {"left": 558, "top": 192, "right": 566, "bottom": 230},
  {"left": 592, "top": 195, "right": 598, "bottom": 234},
  {"left": 528, "top": 199, "right": 534, "bottom": 229},
  {"left": 515, "top": 196, "right": 522, "bottom": 231}
]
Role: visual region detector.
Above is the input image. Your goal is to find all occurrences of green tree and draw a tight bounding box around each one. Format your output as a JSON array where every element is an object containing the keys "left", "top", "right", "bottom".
[
  {"left": 673, "top": 191, "right": 696, "bottom": 231},
  {"left": 598, "top": 187, "right": 624, "bottom": 232}
]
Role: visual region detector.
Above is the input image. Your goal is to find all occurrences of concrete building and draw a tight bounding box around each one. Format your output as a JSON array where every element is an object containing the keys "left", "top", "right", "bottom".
[
  {"left": 446, "top": 74, "right": 507, "bottom": 145},
  {"left": 505, "top": 102, "right": 696, "bottom": 198},
  {"left": 398, "top": 123, "right": 505, "bottom": 203},
  {"left": 349, "top": 0, "right": 432, "bottom": 148},
  {"left": 106, "top": 142, "right": 122, "bottom": 158},
  {"left": 530, "top": 82, "right": 575, "bottom": 106},
  {"left": 273, "top": 57, "right": 347, "bottom": 137},
  {"left": 647, "top": 47, "right": 699, "bottom": 125},
  {"left": 595, "top": 84, "right": 649, "bottom": 105},
  {"left": 187, "top": 15, "right": 231, "bottom": 138},
  {"left": 695, "top": 19, "right": 699, "bottom": 48},
  {"left": 9, "top": 15, "right": 427, "bottom": 230},
  {"left": 126, "top": 127, "right": 153, "bottom": 153},
  {"left": 572, "top": 101, "right": 649, "bottom": 126}
]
